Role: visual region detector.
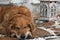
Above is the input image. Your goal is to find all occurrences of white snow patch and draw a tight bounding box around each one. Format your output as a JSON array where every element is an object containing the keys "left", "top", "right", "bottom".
[
  {"left": 45, "top": 36, "right": 57, "bottom": 39},
  {"left": 38, "top": 27, "right": 56, "bottom": 36},
  {"left": 26, "top": 37, "right": 45, "bottom": 40},
  {"left": 53, "top": 21, "right": 60, "bottom": 28},
  {"left": 49, "top": 16, "right": 60, "bottom": 28}
]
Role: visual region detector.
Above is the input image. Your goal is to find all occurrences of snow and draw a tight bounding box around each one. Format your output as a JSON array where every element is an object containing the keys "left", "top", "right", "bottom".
[
  {"left": 49, "top": 16, "right": 60, "bottom": 28},
  {"left": 32, "top": 0, "right": 40, "bottom": 4},
  {"left": 53, "top": 20, "right": 60, "bottom": 28},
  {"left": 11, "top": 0, "right": 21, "bottom": 3},
  {"left": 45, "top": 36, "right": 57, "bottom": 39},
  {"left": 49, "top": 17, "right": 57, "bottom": 21},
  {"left": 27, "top": 37, "right": 45, "bottom": 40},
  {"left": 25, "top": 36, "right": 60, "bottom": 40},
  {"left": 38, "top": 27, "right": 56, "bottom": 35}
]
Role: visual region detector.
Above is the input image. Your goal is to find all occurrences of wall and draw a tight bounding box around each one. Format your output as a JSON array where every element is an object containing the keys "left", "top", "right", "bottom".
[
  {"left": 57, "top": 2, "right": 60, "bottom": 15},
  {"left": 0, "top": 0, "right": 10, "bottom": 4},
  {"left": 0, "top": 0, "right": 40, "bottom": 17}
]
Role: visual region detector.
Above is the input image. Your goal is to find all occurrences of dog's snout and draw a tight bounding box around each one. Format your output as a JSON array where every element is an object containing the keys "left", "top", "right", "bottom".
[
  {"left": 13, "top": 35, "right": 17, "bottom": 38},
  {"left": 11, "top": 33, "right": 17, "bottom": 38},
  {"left": 26, "top": 35, "right": 33, "bottom": 39},
  {"left": 20, "top": 35, "right": 25, "bottom": 39}
]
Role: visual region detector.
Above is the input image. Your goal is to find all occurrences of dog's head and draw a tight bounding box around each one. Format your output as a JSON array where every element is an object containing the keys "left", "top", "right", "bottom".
[
  {"left": 8, "top": 16, "right": 33, "bottom": 40},
  {"left": 3, "top": 6, "right": 35, "bottom": 40}
]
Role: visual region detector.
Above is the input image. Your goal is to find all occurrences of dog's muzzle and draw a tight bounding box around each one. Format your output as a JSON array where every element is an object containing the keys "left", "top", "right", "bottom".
[{"left": 19, "top": 35, "right": 33, "bottom": 40}]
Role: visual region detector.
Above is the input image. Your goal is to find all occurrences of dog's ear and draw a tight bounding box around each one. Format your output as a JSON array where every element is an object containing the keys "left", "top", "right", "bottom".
[
  {"left": 8, "top": 23, "right": 15, "bottom": 30},
  {"left": 28, "top": 22, "right": 35, "bottom": 35}
]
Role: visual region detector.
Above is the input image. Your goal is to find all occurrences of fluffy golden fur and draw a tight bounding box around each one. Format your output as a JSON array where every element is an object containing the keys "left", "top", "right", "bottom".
[
  {"left": 1, "top": 6, "right": 35, "bottom": 39},
  {"left": 0, "top": 37, "right": 18, "bottom": 40},
  {"left": 0, "top": 6, "right": 11, "bottom": 23}
]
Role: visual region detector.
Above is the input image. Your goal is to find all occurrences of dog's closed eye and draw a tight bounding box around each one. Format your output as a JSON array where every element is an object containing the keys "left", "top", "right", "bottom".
[
  {"left": 24, "top": 26, "right": 27, "bottom": 28},
  {"left": 15, "top": 27, "right": 20, "bottom": 30},
  {"left": 11, "top": 25, "right": 20, "bottom": 30},
  {"left": 24, "top": 25, "right": 29, "bottom": 28}
]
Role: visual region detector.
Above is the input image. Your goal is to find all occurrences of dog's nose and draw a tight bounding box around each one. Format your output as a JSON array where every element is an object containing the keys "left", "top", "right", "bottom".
[
  {"left": 26, "top": 35, "right": 34, "bottom": 39},
  {"left": 13, "top": 35, "right": 17, "bottom": 38},
  {"left": 20, "top": 35, "right": 25, "bottom": 39}
]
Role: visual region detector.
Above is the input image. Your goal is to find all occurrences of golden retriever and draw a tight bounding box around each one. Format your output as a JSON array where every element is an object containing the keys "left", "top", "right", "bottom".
[
  {"left": 0, "top": 37, "right": 18, "bottom": 40},
  {"left": 0, "top": 6, "right": 11, "bottom": 23},
  {"left": 8, "top": 14, "right": 34, "bottom": 39},
  {"left": 2, "top": 6, "right": 35, "bottom": 40}
]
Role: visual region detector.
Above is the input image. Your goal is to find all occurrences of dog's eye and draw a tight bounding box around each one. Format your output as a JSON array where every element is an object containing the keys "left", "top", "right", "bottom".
[
  {"left": 24, "top": 27, "right": 27, "bottom": 28},
  {"left": 11, "top": 26, "right": 20, "bottom": 30},
  {"left": 24, "top": 26, "right": 28, "bottom": 28},
  {"left": 15, "top": 27, "right": 20, "bottom": 30},
  {"left": 11, "top": 26, "right": 15, "bottom": 29}
]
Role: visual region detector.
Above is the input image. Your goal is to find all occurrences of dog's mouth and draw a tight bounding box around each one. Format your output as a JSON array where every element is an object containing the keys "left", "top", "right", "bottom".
[
  {"left": 18, "top": 35, "right": 33, "bottom": 40},
  {"left": 12, "top": 34, "right": 32, "bottom": 40},
  {"left": 11, "top": 33, "right": 17, "bottom": 38},
  {"left": 26, "top": 34, "right": 33, "bottom": 39},
  {"left": 11, "top": 32, "right": 33, "bottom": 40}
]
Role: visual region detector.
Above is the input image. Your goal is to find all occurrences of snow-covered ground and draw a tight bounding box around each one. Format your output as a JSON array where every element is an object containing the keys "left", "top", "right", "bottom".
[
  {"left": 26, "top": 27, "right": 58, "bottom": 40},
  {"left": 49, "top": 16, "right": 60, "bottom": 28},
  {"left": 46, "top": 36, "right": 60, "bottom": 40},
  {"left": 26, "top": 36, "right": 60, "bottom": 40},
  {"left": 38, "top": 27, "right": 56, "bottom": 36},
  {"left": 27, "top": 38, "right": 45, "bottom": 40},
  {"left": 28, "top": 16, "right": 60, "bottom": 40}
]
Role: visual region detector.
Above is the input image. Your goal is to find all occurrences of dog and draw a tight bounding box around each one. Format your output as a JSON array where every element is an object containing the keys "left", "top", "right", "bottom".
[
  {"left": 0, "top": 6, "right": 11, "bottom": 23},
  {"left": 2, "top": 6, "right": 35, "bottom": 40},
  {"left": 6, "top": 14, "right": 34, "bottom": 40},
  {"left": 0, "top": 37, "right": 18, "bottom": 40}
]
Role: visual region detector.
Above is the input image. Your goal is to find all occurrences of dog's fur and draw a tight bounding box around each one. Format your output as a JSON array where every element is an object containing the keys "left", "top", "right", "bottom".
[
  {"left": 1, "top": 6, "right": 35, "bottom": 39},
  {"left": 0, "top": 37, "right": 18, "bottom": 40},
  {"left": 0, "top": 6, "right": 11, "bottom": 23},
  {"left": 7, "top": 14, "right": 33, "bottom": 39}
]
